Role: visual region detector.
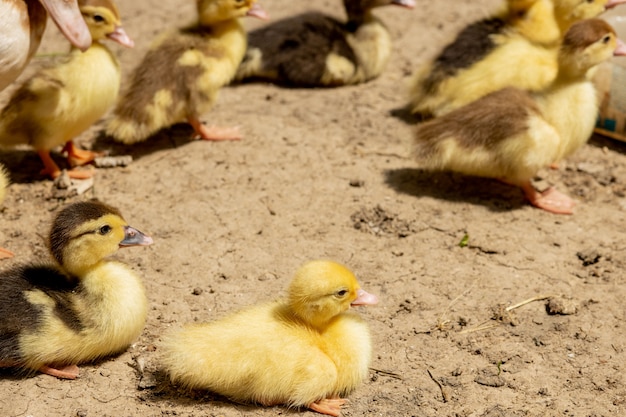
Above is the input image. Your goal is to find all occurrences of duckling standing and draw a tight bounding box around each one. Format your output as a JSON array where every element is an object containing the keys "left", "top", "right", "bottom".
[
  {"left": 0, "top": 0, "right": 91, "bottom": 91},
  {"left": 408, "top": 0, "right": 626, "bottom": 118},
  {"left": 0, "top": 200, "right": 153, "bottom": 379},
  {"left": 235, "top": 0, "right": 415, "bottom": 87},
  {"left": 413, "top": 19, "right": 626, "bottom": 214},
  {"left": 0, "top": 165, "right": 14, "bottom": 259},
  {"left": 0, "top": 0, "right": 134, "bottom": 179},
  {"left": 105, "top": 0, "right": 268, "bottom": 144},
  {"left": 161, "top": 260, "right": 378, "bottom": 417}
]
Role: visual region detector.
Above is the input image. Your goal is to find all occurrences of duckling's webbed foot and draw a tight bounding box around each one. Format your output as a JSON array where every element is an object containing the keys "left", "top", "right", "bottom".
[
  {"left": 0, "top": 247, "right": 14, "bottom": 259},
  {"left": 187, "top": 117, "right": 241, "bottom": 141},
  {"left": 62, "top": 141, "right": 103, "bottom": 167},
  {"left": 308, "top": 398, "right": 347, "bottom": 416},
  {"left": 37, "top": 150, "right": 95, "bottom": 179},
  {"left": 39, "top": 364, "right": 80, "bottom": 379},
  {"left": 521, "top": 183, "right": 575, "bottom": 215}
]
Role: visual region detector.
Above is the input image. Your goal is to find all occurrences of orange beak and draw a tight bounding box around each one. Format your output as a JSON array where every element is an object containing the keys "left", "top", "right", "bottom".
[{"left": 39, "top": 0, "right": 91, "bottom": 51}]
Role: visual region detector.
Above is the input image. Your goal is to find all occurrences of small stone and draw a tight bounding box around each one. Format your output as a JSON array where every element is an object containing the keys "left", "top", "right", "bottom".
[
  {"left": 546, "top": 296, "right": 578, "bottom": 315},
  {"left": 192, "top": 287, "right": 203, "bottom": 296}
]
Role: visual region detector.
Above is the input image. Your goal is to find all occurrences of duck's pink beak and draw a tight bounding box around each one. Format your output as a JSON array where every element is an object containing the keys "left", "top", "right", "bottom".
[
  {"left": 392, "top": 0, "right": 416, "bottom": 9},
  {"left": 246, "top": 3, "right": 269, "bottom": 20},
  {"left": 615, "top": 39, "right": 626, "bottom": 56},
  {"left": 107, "top": 27, "right": 134, "bottom": 48},
  {"left": 351, "top": 289, "right": 379, "bottom": 306},
  {"left": 606, "top": 0, "right": 626, "bottom": 9},
  {"left": 40, "top": 0, "right": 91, "bottom": 51}
]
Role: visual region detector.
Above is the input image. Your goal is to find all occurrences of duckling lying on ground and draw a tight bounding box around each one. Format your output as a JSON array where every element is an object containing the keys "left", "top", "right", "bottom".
[
  {"left": 0, "top": 165, "right": 14, "bottom": 259},
  {"left": 161, "top": 260, "right": 378, "bottom": 416},
  {"left": 0, "top": 0, "right": 133, "bottom": 179},
  {"left": 0, "top": 200, "right": 153, "bottom": 379},
  {"left": 413, "top": 19, "right": 626, "bottom": 214},
  {"left": 409, "top": 0, "right": 626, "bottom": 118},
  {"left": 0, "top": 0, "right": 91, "bottom": 92},
  {"left": 105, "top": 0, "right": 267, "bottom": 144},
  {"left": 235, "top": 0, "right": 415, "bottom": 87}
]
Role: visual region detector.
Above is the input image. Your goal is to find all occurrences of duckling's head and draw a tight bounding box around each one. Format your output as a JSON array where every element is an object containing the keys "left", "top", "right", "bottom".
[
  {"left": 344, "top": 0, "right": 415, "bottom": 21},
  {"left": 197, "top": 0, "right": 268, "bottom": 26},
  {"left": 78, "top": 0, "right": 134, "bottom": 48},
  {"left": 49, "top": 200, "right": 153, "bottom": 276},
  {"left": 287, "top": 260, "right": 378, "bottom": 328},
  {"left": 506, "top": 0, "right": 561, "bottom": 45},
  {"left": 554, "top": 0, "right": 626, "bottom": 31},
  {"left": 559, "top": 18, "right": 626, "bottom": 76}
]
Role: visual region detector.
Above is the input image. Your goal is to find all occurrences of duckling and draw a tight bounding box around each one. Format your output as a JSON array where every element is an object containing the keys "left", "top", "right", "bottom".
[
  {"left": 161, "top": 260, "right": 378, "bottom": 416},
  {"left": 413, "top": 19, "right": 626, "bottom": 214},
  {"left": 0, "top": 0, "right": 134, "bottom": 179},
  {"left": 0, "top": 0, "right": 91, "bottom": 92},
  {"left": 408, "top": 0, "right": 626, "bottom": 118},
  {"left": 0, "top": 200, "right": 153, "bottom": 379},
  {"left": 0, "top": 164, "right": 14, "bottom": 259},
  {"left": 235, "top": 0, "right": 415, "bottom": 87},
  {"left": 105, "top": 0, "right": 268, "bottom": 144}
]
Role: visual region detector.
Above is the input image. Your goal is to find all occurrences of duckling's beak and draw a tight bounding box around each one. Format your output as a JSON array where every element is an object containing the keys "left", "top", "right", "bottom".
[
  {"left": 246, "top": 3, "right": 269, "bottom": 20},
  {"left": 39, "top": 0, "right": 92, "bottom": 51},
  {"left": 606, "top": 0, "right": 626, "bottom": 10},
  {"left": 614, "top": 39, "right": 626, "bottom": 56},
  {"left": 351, "top": 289, "right": 379, "bottom": 307},
  {"left": 120, "top": 226, "right": 153, "bottom": 247},
  {"left": 107, "top": 27, "right": 135, "bottom": 48},
  {"left": 392, "top": 0, "right": 416, "bottom": 9}
]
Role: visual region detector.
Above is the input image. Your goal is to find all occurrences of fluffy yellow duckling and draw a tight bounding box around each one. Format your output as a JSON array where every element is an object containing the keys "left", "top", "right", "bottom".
[
  {"left": 0, "top": 0, "right": 91, "bottom": 92},
  {"left": 235, "top": 0, "right": 415, "bottom": 87},
  {"left": 409, "top": 0, "right": 626, "bottom": 118},
  {"left": 0, "top": 200, "right": 153, "bottom": 379},
  {"left": 161, "top": 260, "right": 379, "bottom": 416},
  {"left": 105, "top": 0, "right": 267, "bottom": 144},
  {"left": 0, "top": 0, "right": 134, "bottom": 179},
  {"left": 413, "top": 19, "right": 626, "bottom": 214},
  {"left": 0, "top": 164, "right": 13, "bottom": 259}
]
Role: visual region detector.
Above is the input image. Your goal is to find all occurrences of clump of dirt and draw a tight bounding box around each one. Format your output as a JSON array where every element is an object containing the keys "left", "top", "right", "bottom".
[{"left": 351, "top": 205, "right": 414, "bottom": 237}]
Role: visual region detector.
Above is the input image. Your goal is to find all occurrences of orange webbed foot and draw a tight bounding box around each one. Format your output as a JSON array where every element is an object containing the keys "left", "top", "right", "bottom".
[
  {"left": 39, "top": 364, "right": 80, "bottom": 379},
  {"left": 308, "top": 398, "right": 347, "bottom": 416},
  {"left": 522, "top": 183, "right": 575, "bottom": 214},
  {"left": 0, "top": 247, "right": 14, "bottom": 259},
  {"left": 187, "top": 117, "right": 241, "bottom": 141},
  {"left": 62, "top": 141, "right": 104, "bottom": 167}
]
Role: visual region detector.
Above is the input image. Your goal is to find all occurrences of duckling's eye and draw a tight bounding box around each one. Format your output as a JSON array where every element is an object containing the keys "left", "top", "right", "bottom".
[
  {"left": 335, "top": 289, "right": 349, "bottom": 297},
  {"left": 99, "top": 225, "right": 112, "bottom": 235},
  {"left": 93, "top": 14, "right": 105, "bottom": 23},
  {"left": 602, "top": 35, "right": 612, "bottom": 44}
]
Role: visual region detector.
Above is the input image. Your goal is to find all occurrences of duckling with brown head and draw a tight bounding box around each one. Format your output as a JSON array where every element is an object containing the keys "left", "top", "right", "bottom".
[
  {"left": 0, "top": 200, "right": 152, "bottom": 379},
  {"left": 161, "top": 260, "right": 378, "bottom": 416}
]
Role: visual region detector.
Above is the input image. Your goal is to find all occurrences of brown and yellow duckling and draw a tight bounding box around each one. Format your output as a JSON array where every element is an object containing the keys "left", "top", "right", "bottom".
[
  {"left": 0, "top": 0, "right": 91, "bottom": 92},
  {"left": 409, "top": 0, "right": 626, "bottom": 118},
  {"left": 235, "top": 0, "right": 415, "bottom": 87},
  {"left": 413, "top": 19, "right": 626, "bottom": 214},
  {"left": 161, "top": 260, "right": 378, "bottom": 416},
  {"left": 105, "top": 0, "right": 267, "bottom": 144},
  {"left": 0, "top": 0, "right": 133, "bottom": 179},
  {"left": 0, "top": 200, "right": 153, "bottom": 379}
]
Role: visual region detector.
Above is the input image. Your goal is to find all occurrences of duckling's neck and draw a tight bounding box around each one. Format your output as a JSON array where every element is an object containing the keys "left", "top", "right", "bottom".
[
  {"left": 346, "top": 9, "right": 375, "bottom": 30},
  {"left": 345, "top": 10, "right": 391, "bottom": 81}
]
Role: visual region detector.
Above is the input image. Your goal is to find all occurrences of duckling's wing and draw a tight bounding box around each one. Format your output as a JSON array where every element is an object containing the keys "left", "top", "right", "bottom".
[
  {"left": 244, "top": 13, "right": 357, "bottom": 86},
  {"left": 0, "top": 72, "right": 64, "bottom": 147},
  {"left": 0, "top": 265, "right": 80, "bottom": 363}
]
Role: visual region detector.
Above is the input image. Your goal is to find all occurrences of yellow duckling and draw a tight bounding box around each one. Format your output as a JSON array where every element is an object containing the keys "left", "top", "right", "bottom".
[
  {"left": 0, "top": 164, "right": 13, "bottom": 259},
  {"left": 409, "top": 0, "right": 626, "bottom": 118},
  {"left": 0, "top": 200, "right": 153, "bottom": 379},
  {"left": 105, "top": 0, "right": 267, "bottom": 144},
  {"left": 235, "top": 0, "right": 415, "bottom": 87},
  {"left": 0, "top": 0, "right": 91, "bottom": 92},
  {"left": 413, "top": 19, "right": 626, "bottom": 214},
  {"left": 161, "top": 260, "right": 378, "bottom": 416},
  {"left": 0, "top": 0, "right": 134, "bottom": 179}
]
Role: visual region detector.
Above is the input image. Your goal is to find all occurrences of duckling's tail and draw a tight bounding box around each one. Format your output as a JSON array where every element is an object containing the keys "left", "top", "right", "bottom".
[{"left": 105, "top": 105, "right": 164, "bottom": 145}]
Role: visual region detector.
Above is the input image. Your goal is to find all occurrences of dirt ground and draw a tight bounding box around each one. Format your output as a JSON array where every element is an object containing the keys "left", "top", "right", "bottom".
[{"left": 2, "top": 0, "right": 626, "bottom": 416}]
